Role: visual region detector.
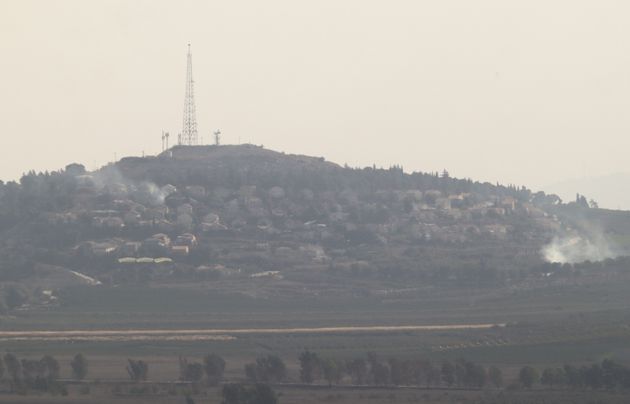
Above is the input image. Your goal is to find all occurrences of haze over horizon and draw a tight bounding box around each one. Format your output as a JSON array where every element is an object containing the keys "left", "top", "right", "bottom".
[{"left": 2, "top": 1, "right": 630, "bottom": 208}]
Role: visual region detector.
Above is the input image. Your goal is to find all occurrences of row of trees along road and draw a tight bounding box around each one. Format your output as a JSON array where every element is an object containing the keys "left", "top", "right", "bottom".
[
  {"left": 519, "top": 359, "right": 630, "bottom": 390},
  {"left": 0, "top": 353, "right": 86, "bottom": 393},
  {"left": 296, "top": 351, "right": 501, "bottom": 388},
  {"left": 3, "top": 352, "right": 630, "bottom": 393},
  {"left": 178, "top": 354, "right": 227, "bottom": 385},
  {"left": 0, "top": 353, "right": 224, "bottom": 386}
]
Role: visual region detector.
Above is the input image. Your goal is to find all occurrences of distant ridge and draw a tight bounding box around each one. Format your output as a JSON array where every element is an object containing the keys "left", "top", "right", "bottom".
[{"left": 545, "top": 172, "right": 630, "bottom": 211}]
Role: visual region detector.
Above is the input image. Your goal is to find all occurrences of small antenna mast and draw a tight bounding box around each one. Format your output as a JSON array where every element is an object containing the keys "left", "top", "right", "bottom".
[{"left": 214, "top": 129, "right": 221, "bottom": 146}]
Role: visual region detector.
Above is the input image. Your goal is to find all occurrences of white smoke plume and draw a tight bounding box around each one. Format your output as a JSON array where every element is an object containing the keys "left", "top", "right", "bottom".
[
  {"left": 89, "top": 165, "right": 176, "bottom": 206},
  {"left": 542, "top": 234, "right": 618, "bottom": 264}
]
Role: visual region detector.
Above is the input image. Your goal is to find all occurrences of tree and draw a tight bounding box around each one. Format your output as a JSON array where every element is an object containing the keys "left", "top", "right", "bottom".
[
  {"left": 204, "top": 354, "right": 226, "bottom": 385},
  {"left": 126, "top": 359, "right": 149, "bottom": 381},
  {"left": 222, "top": 383, "right": 247, "bottom": 404},
  {"left": 388, "top": 358, "right": 410, "bottom": 386},
  {"left": 262, "top": 355, "right": 287, "bottom": 382},
  {"left": 321, "top": 358, "right": 342, "bottom": 386},
  {"left": 519, "top": 366, "right": 539, "bottom": 389},
  {"left": 554, "top": 367, "right": 567, "bottom": 387},
  {"left": 488, "top": 366, "right": 503, "bottom": 388},
  {"left": 454, "top": 360, "right": 467, "bottom": 386},
  {"left": 423, "top": 361, "right": 441, "bottom": 387},
  {"left": 21, "top": 358, "right": 46, "bottom": 383},
  {"left": 71, "top": 354, "right": 88, "bottom": 380},
  {"left": 575, "top": 194, "right": 589, "bottom": 209},
  {"left": 299, "top": 350, "right": 321, "bottom": 384},
  {"left": 4, "top": 353, "right": 21, "bottom": 383},
  {"left": 370, "top": 360, "right": 390, "bottom": 386},
  {"left": 601, "top": 359, "right": 623, "bottom": 390},
  {"left": 40, "top": 355, "right": 60, "bottom": 381},
  {"left": 541, "top": 367, "right": 565, "bottom": 388},
  {"left": 564, "top": 364, "right": 583, "bottom": 389},
  {"left": 245, "top": 363, "right": 258, "bottom": 382},
  {"left": 249, "top": 383, "right": 279, "bottom": 404},
  {"left": 346, "top": 358, "right": 368, "bottom": 385},
  {"left": 245, "top": 355, "right": 286, "bottom": 383},
  {"left": 179, "top": 357, "right": 204, "bottom": 383},
  {"left": 541, "top": 368, "right": 555, "bottom": 388},
  {"left": 364, "top": 352, "right": 385, "bottom": 386},
  {"left": 461, "top": 360, "right": 486, "bottom": 388},
  {"left": 441, "top": 361, "right": 455, "bottom": 387},
  {"left": 583, "top": 363, "right": 603, "bottom": 390}
]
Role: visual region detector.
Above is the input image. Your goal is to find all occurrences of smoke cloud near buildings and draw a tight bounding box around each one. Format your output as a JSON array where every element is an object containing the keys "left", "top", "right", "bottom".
[{"left": 91, "top": 165, "right": 174, "bottom": 207}]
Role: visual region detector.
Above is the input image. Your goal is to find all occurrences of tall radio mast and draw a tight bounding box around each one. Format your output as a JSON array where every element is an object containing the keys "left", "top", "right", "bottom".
[{"left": 181, "top": 44, "right": 198, "bottom": 145}]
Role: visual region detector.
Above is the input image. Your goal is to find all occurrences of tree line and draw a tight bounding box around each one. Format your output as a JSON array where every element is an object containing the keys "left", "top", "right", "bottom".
[
  {"left": 246, "top": 352, "right": 630, "bottom": 392},
  {"left": 0, "top": 353, "right": 85, "bottom": 394},
  {"left": 294, "top": 351, "right": 502, "bottom": 388},
  {"left": 2, "top": 352, "right": 630, "bottom": 395},
  {"left": 518, "top": 359, "right": 630, "bottom": 390}
]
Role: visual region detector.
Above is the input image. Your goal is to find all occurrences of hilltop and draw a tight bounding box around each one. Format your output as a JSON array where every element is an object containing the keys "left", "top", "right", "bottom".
[
  {"left": 0, "top": 144, "right": 629, "bottom": 309},
  {"left": 116, "top": 144, "right": 341, "bottom": 184}
]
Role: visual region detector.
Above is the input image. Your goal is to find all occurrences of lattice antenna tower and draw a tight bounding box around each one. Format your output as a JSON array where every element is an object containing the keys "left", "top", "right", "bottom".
[{"left": 181, "top": 44, "right": 198, "bottom": 145}]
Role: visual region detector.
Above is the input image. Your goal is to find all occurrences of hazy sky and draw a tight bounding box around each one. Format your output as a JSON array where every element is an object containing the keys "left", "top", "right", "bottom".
[{"left": 2, "top": 1, "right": 630, "bottom": 199}]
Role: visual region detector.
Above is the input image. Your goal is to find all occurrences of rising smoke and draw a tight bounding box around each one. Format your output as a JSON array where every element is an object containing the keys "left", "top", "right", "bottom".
[
  {"left": 542, "top": 233, "right": 618, "bottom": 264},
  {"left": 540, "top": 204, "right": 628, "bottom": 264},
  {"left": 91, "top": 165, "right": 175, "bottom": 206}
]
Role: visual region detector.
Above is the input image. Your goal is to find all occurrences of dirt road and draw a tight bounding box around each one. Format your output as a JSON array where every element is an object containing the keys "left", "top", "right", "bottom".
[{"left": 0, "top": 323, "right": 504, "bottom": 342}]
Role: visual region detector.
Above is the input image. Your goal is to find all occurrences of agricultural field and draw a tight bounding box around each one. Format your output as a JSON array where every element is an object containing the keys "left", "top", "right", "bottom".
[
  {"left": 2, "top": 274, "right": 630, "bottom": 396},
  {"left": 1, "top": 384, "right": 630, "bottom": 404}
]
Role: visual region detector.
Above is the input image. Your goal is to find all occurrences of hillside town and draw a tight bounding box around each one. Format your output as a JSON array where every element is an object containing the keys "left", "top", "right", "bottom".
[{"left": 23, "top": 145, "right": 565, "bottom": 290}]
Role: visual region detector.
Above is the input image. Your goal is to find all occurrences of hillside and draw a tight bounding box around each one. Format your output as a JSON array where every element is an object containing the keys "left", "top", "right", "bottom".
[{"left": 0, "top": 145, "right": 629, "bottom": 309}]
